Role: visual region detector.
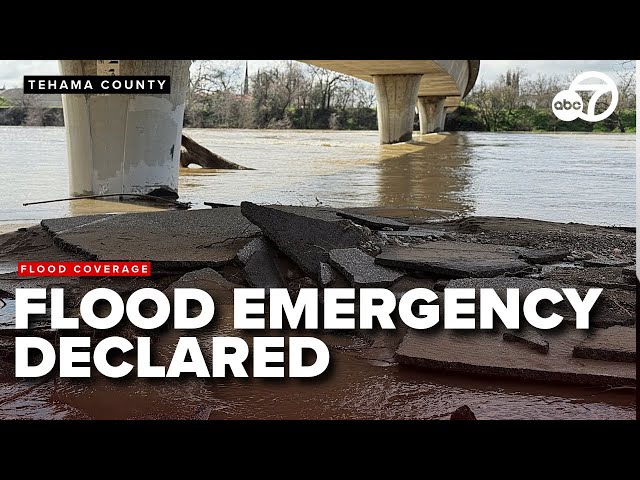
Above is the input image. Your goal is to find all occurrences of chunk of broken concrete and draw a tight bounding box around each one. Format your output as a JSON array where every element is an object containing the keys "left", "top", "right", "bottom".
[
  {"left": 503, "top": 329, "right": 549, "bottom": 354},
  {"left": 43, "top": 208, "right": 260, "bottom": 269},
  {"left": 583, "top": 257, "right": 634, "bottom": 268},
  {"left": 236, "top": 237, "right": 271, "bottom": 265},
  {"left": 240, "top": 202, "right": 368, "bottom": 278},
  {"left": 328, "top": 248, "right": 404, "bottom": 288},
  {"left": 396, "top": 327, "right": 635, "bottom": 386},
  {"left": 572, "top": 326, "right": 636, "bottom": 363},
  {"left": 319, "top": 262, "right": 341, "bottom": 286},
  {"left": 518, "top": 248, "right": 569, "bottom": 264},
  {"left": 622, "top": 265, "right": 636, "bottom": 279},
  {"left": 41, "top": 214, "right": 111, "bottom": 234},
  {"left": 243, "top": 243, "right": 285, "bottom": 290},
  {"left": 382, "top": 228, "right": 446, "bottom": 239},
  {"left": 450, "top": 405, "right": 476, "bottom": 420},
  {"left": 237, "top": 234, "right": 303, "bottom": 290},
  {"left": 434, "top": 279, "right": 449, "bottom": 292},
  {"left": 388, "top": 277, "right": 437, "bottom": 303},
  {"left": 375, "top": 242, "right": 529, "bottom": 278},
  {"left": 336, "top": 211, "right": 409, "bottom": 231},
  {"left": 164, "top": 268, "right": 240, "bottom": 305}
]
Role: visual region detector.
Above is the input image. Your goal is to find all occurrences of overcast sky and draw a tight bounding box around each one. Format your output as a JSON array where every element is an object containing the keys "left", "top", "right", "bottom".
[{"left": 0, "top": 59, "right": 625, "bottom": 89}]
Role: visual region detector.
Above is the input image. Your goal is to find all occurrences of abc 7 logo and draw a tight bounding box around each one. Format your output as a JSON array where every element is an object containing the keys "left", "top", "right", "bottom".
[{"left": 552, "top": 71, "right": 618, "bottom": 122}]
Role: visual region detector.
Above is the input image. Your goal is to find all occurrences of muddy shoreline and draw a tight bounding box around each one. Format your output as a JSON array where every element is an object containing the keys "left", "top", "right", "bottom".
[{"left": 0, "top": 205, "right": 636, "bottom": 419}]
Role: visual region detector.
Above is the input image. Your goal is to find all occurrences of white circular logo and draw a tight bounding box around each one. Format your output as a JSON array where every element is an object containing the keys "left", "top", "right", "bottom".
[{"left": 552, "top": 71, "right": 618, "bottom": 122}]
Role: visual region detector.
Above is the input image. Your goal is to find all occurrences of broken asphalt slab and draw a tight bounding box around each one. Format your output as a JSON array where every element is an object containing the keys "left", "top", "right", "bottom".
[
  {"left": 583, "top": 257, "right": 635, "bottom": 268},
  {"left": 572, "top": 326, "right": 636, "bottom": 363},
  {"left": 396, "top": 327, "right": 635, "bottom": 387},
  {"left": 541, "top": 265, "right": 636, "bottom": 293},
  {"left": 241, "top": 239, "right": 285, "bottom": 290},
  {"left": 240, "top": 202, "right": 369, "bottom": 278},
  {"left": 622, "top": 265, "right": 636, "bottom": 279},
  {"left": 164, "top": 268, "right": 241, "bottom": 305},
  {"left": 41, "top": 214, "right": 112, "bottom": 234},
  {"left": 518, "top": 248, "right": 569, "bottom": 264},
  {"left": 336, "top": 212, "right": 409, "bottom": 231},
  {"left": 0, "top": 225, "right": 87, "bottom": 274},
  {"left": 375, "top": 242, "right": 530, "bottom": 278},
  {"left": 337, "top": 206, "right": 459, "bottom": 224},
  {"left": 328, "top": 248, "right": 404, "bottom": 288},
  {"left": 503, "top": 329, "right": 549, "bottom": 354},
  {"left": 42, "top": 208, "right": 260, "bottom": 270},
  {"left": 319, "top": 262, "right": 342, "bottom": 287},
  {"left": 236, "top": 237, "right": 271, "bottom": 266},
  {"left": 381, "top": 228, "right": 447, "bottom": 239}
]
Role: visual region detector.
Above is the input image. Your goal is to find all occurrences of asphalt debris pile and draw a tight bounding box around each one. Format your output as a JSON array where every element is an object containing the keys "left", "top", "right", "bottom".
[{"left": 0, "top": 204, "right": 636, "bottom": 386}]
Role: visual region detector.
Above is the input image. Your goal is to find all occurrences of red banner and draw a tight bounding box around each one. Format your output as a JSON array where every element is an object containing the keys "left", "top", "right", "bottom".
[{"left": 17, "top": 262, "right": 151, "bottom": 277}]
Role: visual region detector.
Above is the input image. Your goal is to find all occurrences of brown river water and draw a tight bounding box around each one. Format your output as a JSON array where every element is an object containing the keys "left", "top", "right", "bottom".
[{"left": 0, "top": 127, "right": 635, "bottom": 419}]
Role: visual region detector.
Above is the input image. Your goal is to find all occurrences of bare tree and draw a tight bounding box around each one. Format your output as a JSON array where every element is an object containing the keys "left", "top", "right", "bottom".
[
  {"left": 611, "top": 60, "right": 636, "bottom": 132},
  {"left": 522, "top": 73, "right": 562, "bottom": 109},
  {"left": 306, "top": 65, "right": 348, "bottom": 110},
  {"left": 9, "top": 91, "right": 46, "bottom": 125},
  {"left": 352, "top": 82, "right": 376, "bottom": 109},
  {"left": 332, "top": 77, "right": 376, "bottom": 110},
  {"left": 190, "top": 60, "right": 244, "bottom": 95},
  {"left": 468, "top": 73, "right": 526, "bottom": 131},
  {"left": 186, "top": 61, "right": 248, "bottom": 128}
]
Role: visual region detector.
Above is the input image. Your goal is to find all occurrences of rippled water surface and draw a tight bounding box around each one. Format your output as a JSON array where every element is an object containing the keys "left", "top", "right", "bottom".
[{"left": 0, "top": 127, "right": 635, "bottom": 229}]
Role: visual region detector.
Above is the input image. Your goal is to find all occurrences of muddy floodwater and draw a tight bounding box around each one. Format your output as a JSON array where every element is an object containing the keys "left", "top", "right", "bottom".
[
  {"left": 0, "top": 345, "right": 636, "bottom": 419},
  {"left": 0, "top": 127, "right": 635, "bottom": 230},
  {"left": 1, "top": 321, "right": 635, "bottom": 420},
  {"left": 0, "top": 127, "right": 635, "bottom": 419}
]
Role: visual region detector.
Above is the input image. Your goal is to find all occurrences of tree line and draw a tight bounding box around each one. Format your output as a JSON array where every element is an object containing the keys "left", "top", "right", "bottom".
[
  {"left": 184, "top": 60, "right": 378, "bottom": 130},
  {"left": 451, "top": 62, "right": 636, "bottom": 133}
]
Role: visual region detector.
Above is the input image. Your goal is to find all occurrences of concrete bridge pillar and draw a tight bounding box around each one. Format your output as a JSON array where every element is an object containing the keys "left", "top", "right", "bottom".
[
  {"left": 417, "top": 96, "right": 446, "bottom": 134},
  {"left": 59, "top": 60, "right": 191, "bottom": 198},
  {"left": 440, "top": 108, "right": 448, "bottom": 131},
  {"left": 373, "top": 74, "right": 422, "bottom": 144}
]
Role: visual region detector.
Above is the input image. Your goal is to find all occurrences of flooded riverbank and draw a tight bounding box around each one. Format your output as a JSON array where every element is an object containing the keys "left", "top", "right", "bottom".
[{"left": 0, "top": 128, "right": 635, "bottom": 233}]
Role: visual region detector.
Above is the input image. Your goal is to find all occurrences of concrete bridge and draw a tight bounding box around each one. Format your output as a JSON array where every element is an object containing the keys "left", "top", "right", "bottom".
[
  {"left": 300, "top": 61, "right": 479, "bottom": 143},
  {"left": 58, "top": 60, "right": 479, "bottom": 198}
]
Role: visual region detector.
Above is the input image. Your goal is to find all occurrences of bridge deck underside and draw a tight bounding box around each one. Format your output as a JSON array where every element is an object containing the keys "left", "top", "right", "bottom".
[{"left": 300, "top": 60, "right": 471, "bottom": 98}]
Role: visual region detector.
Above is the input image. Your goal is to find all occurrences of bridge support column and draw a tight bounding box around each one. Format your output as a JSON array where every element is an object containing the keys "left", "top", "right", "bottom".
[
  {"left": 59, "top": 60, "right": 191, "bottom": 198},
  {"left": 417, "top": 96, "right": 446, "bottom": 134},
  {"left": 440, "top": 108, "right": 448, "bottom": 131},
  {"left": 373, "top": 74, "right": 422, "bottom": 144}
]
